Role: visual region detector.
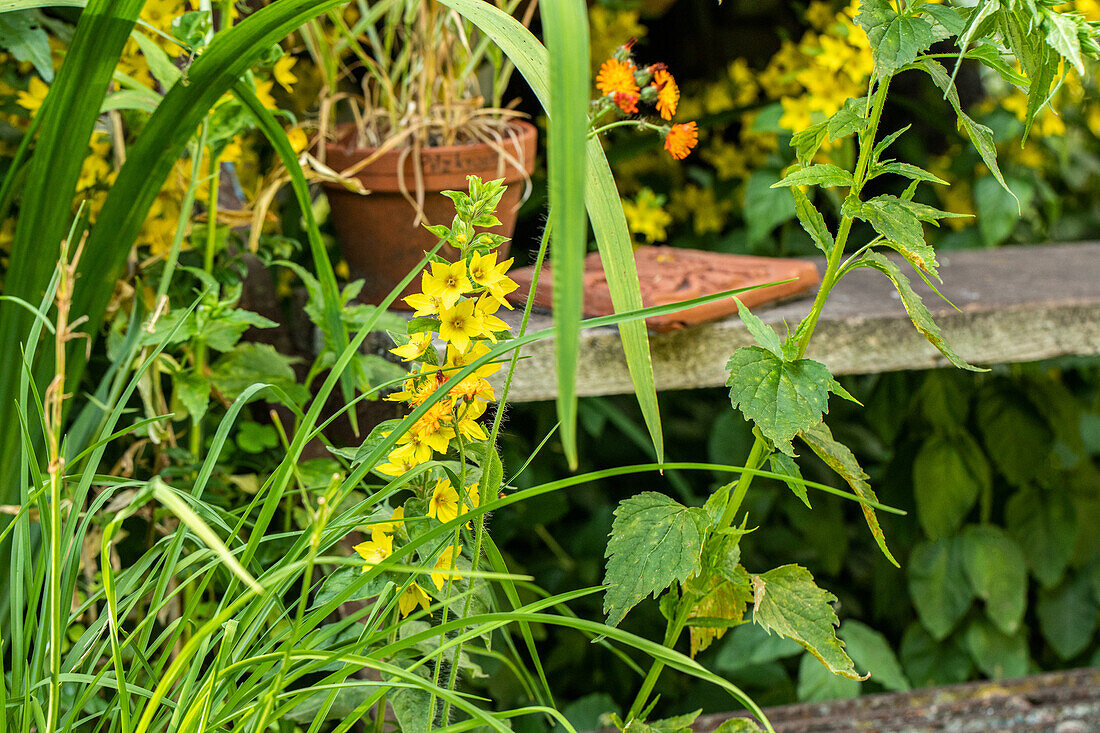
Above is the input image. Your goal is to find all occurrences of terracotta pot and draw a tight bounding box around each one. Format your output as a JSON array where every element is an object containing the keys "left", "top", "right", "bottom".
[{"left": 323, "top": 120, "right": 537, "bottom": 307}]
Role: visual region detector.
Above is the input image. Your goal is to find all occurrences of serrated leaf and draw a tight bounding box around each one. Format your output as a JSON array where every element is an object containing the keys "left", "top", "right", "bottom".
[
  {"left": 918, "top": 59, "right": 1015, "bottom": 203},
  {"left": 913, "top": 432, "right": 990, "bottom": 539},
  {"left": 826, "top": 97, "right": 870, "bottom": 142},
  {"left": 908, "top": 537, "right": 973, "bottom": 640},
  {"left": 872, "top": 125, "right": 911, "bottom": 159},
  {"left": 772, "top": 164, "right": 853, "bottom": 189},
  {"left": 959, "top": 525, "right": 1027, "bottom": 635},
  {"left": 921, "top": 3, "right": 966, "bottom": 38},
  {"left": 769, "top": 452, "right": 810, "bottom": 509},
  {"left": 857, "top": 252, "right": 983, "bottom": 371},
  {"left": 171, "top": 371, "right": 212, "bottom": 425},
  {"left": 735, "top": 300, "right": 783, "bottom": 358},
  {"left": 751, "top": 564, "right": 862, "bottom": 680},
  {"left": 209, "top": 343, "right": 304, "bottom": 403},
  {"left": 839, "top": 620, "right": 910, "bottom": 692},
  {"left": 712, "top": 720, "right": 764, "bottom": 733},
  {"left": 790, "top": 120, "right": 828, "bottom": 165},
  {"left": 603, "top": 492, "right": 706, "bottom": 626},
  {"left": 203, "top": 308, "right": 277, "bottom": 352},
  {"left": 859, "top": 0, "right": 935, "bottom": 77},
  {"left": 687, "top": 571, "right": 752, "bottom": 657},
  {"left": 875, "top": 162, "right": 948, "bottom": 185},
  {"left": 725, "top": 347, "right": 849, "bottom": 456},
  {"left": 798, "top": 422, "right": 896, "bottom": 566},
  {"left": 1045, "top": 11, "right": 1084, "bottom": 74},
  {"left": 791, "top": 187, "right": 833, "bottom": 256},
  {"left": 848, "top": 196, "right": 938, "bottom": 278},
  {"left": 624, "top": 710, "right": 701, "bottom": 733}
]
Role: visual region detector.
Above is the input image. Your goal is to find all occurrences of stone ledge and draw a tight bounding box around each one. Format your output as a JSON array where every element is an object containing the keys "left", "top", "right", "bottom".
[{"left": 492, "top": 242, "right": 1100, "bottom": 402}]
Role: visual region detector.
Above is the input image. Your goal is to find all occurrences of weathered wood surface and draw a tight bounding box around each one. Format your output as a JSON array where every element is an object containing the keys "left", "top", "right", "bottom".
[
  {"left": 493, "top": 242, "right": 1100, "bottom": 403},
  {"left": 703, "top": 667, "right": 1100, "bottom": 733}
]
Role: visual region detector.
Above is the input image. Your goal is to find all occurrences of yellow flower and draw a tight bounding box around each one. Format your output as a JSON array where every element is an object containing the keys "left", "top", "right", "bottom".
[
  {"left": 16, "top": 76, "right": 49, "bottom": 114},
  {"left": 422, "top": 260, "right": 472, "bottom": 309},
  {"left": 254, "top": 79, "right": 278, "bottom": 110},
  {"left": 450, "top": 376, "right": 495, "bottom": 405},
  {"left": 473, "top": 295, "right": 511, "bottom": 343},
  {"left": 391, "top": 332, "right": 433, "bottom": 361},
  {"left": 391, "top": 422, "right": 453, "bottom": 464},
  {"left": 374, "top": 506, "right": 405, "bottom": 538},
  {"left": 431, "top": 545, "right": 463, "bottom": 590},
  {"left": 375, "top": 452, "right": 417, "bottom": 477},
  {"left": 664, "top": 122, "right": 698, "bottom": 160},
  {"left": 287, "top": 127, "right": 308, "bottom": 155},
  {"left": 428, "top": 479, "right": 461, "bottom": 524},
  {"left": 445, "top": 342, "right": 502, "bottom": 384},
  {"left": 438, "top": 300, "right": 484, "bottom": 353},
  {"left": 652, "top": 68, "right": 680, "bottom": 121},
  {"left": 274, "top": 54, "right": 298, "bottom": 91},
  {"left": 404, "top": 291, "right": 443, "bottom": 317},
  {"left": 455, "top": 399, "right": 489, "bottom": 442},
  {"left": 596, "top": 58, "right": 639, "bottom": 101},
  {"left": 398, "top": 582, "right": 432, "bottom": 617},
  {"left": 622, "top": 188, "right": 672, "bottom": 244},
  {"left": 467, "top": 251, "right": 517, "bottom": 303},
  {"left": 353, "top": 532, "right": 393, "bottom": 572}
]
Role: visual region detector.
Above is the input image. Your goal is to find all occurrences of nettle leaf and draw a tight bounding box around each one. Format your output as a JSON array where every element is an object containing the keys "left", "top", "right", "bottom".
[
  {"left": 921, "top": 2, "right": 966, "bottom": 39},
  {"left": 798, "top": 422, "right": 897, "bottom": 566},
  {"left": 171, "top": 372, "right": 212, "bottom": 424},
  {"left": 908, "top": 537, "right": 974, "bottom": 641},
  {"left": 791, "top": 120, "right": 829, "bottom": 166},
  {"left": 210, "top": 343, "right": 304, "bottom": 403},
  {"left": 960, "top": 525, "right": 1027, "bottom": 636},
  {"left": 624, "top": 710, "right": 702, "bottom": 733},
  {"left": 769, "top": 452, "right": 810, "bottom": 509},
  {"left": 918, "top": 59, "right": 1015, "bottom": 203},
  {"left": 735, "top": 300, "right": 783, "bottom": 358},
  {"left": 826, "top": 97, "right": 870, "bottom": 142},
  {"left": 846, "top": 195, "right": 939, "bottom": 279},
  {"left": 687, "top": 569, "right": 753, "bottom": 657},
  {"left": 772, "top": 164, "right": 853, "bottom": 189},
  {"left": 751, "top": 564, "right": 863, "bottom": 680},
  {"left": 857, "top": 252, "right": 984, "bottom": 372},
  {"left": 791, "top": 187, "right": 833, "bottom": 256},
  {"left": 203, "top": 308, "right": 278, "bottom": 353},
  {"left": 603, "top": 492, "right": 707, "bottom": 626},
  {"left": 874, "top": 162, "right": 948, "bottom": 186},
  {"left": 912, "top": 431, "right": 991, "bottom": 540},
  {"left": 857, "top": 0, "right": 934, "bottom": 76},
  {"left": 839, "top": 620, "right": 911, "bottom": 692},
  {"left": 1044, "top": 10, "right": 1084, "bottom": 75},
  {"left": 725, "top": 347, "right": 854, "bottom": 456}
]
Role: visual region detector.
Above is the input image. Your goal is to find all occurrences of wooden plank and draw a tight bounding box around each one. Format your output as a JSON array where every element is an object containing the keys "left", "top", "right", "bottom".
[{"left": 493, "top": 242, "right": 1100, "bottom": 402}]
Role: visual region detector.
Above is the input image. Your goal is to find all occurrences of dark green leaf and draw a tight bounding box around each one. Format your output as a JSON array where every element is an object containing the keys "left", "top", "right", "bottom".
[
  {"left": 839, "top": 620, "right": 910, "bottom": 692},
  {"left": 752, "top": 564, "right": 862, "bottom": 680},
  {"left": 857, "top": 0, "right": 934, "bottom": 76},
  {"left": 1037, "top": 574, "right": 1098, "bottom": 660},
  {"left": 209, "top": 343, "right": 303, "bottom": 403},
  {"left": 603, "top": 492, "right": 706, "bottom": 626},
  {"left": 744, "top": 170, "right": 797, "bottom": 245},
  {"left": 1006, "top": 488, "right": 1078, "bottom": 588},
  {"left": 791, "top": 187, "right": 833, "bottom": 256},
  {"left": 772, "top": 164, "right": 853, "bottom": 189},
  {"left": 913, "top": 432, "right": 990, "bottom": 539},
  {"left": 556, "top": 694, "right": 618, "bottom": 733},
  {"left": 735, "top": 300, "right": 783, "bottom": 358},
  {"left": 791, "top": 121, "right": 828, "bottom": 165},
  {"left": 875, "top": 162, "right": 948, "bottom": 185},
  {"left": 908, "top": 537, "right": 973, "bottom": 640},
  {"left": 976, "top": 386, "right": 1054, "bottom": 486},
  {"left": 0, "top": 11, "right": 53, "bottom": 82},
  {"left": 796, "top": 652, "right": 861, "bottom": 702},
  {"left": 769, "top": 452, "right": 810, "bottom": 509},
  {"left": 848, "top": 196, "right": 938, "bottom": 278},
  {"left": 726, "top": 347, "right": 851, "bottom": 456},
  {"left": 921, "top": 3, "right": 966, "bottom": 38},
  {"left": 857, "top": 252, "right": 983, "bottom": 371},
  {"left": 826, "top": 97, "right": 870, "bottom": 141},
  {"left": 799, "top": 422, "right": 896, "bottom": 566},
  {"left": 975, "top": 175, "right": 1033, "bottom": 247},
  {"left": 963, "top": 618, "right": 1028, "bottom": 679},
  {"left": 900, "top": 623, "right": 972, "bottom": 687},
  {"left": 714, "top": 622, "right": 802, "bottom": 673},
  {"left": 959, "top": 525, "right": 1027, "bottom": 635}
]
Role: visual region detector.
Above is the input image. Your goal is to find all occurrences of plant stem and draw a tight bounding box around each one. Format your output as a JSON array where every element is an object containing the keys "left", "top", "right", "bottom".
[
  {"left": 627, "top": 599, "right": 693, "bottom": 720},
  {"left": 189, "top": 153, "right": 220, "bottom": 457}
]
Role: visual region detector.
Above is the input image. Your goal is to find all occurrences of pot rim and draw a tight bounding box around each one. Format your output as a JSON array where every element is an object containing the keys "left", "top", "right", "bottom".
[{"left": 326, "top": 118, "right": 537, "bottom": 161}]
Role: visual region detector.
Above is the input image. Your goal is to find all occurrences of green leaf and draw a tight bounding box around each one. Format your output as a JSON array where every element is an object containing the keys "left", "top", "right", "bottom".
[
  {"left": 603, "top": 492, "right": 706, "bottom": 626},
  {"left": 975, "top": 175, "right": 1033, "bottom": 247},
  {"left": 687, "top": 570, "right": 753, "bottom": 657},
  {"left": 791, "top": 187, "right": 833, "bottom": 256},
  {"left": 312, "top": 566, "right": 388, "bottom": 608},
  {"left": 1037, "top": 574, "right": 1098, "bottom": 660},
  {"left": 751, "top": 564, "right": 862, "bottom": 680},
  {"left": 921, "top": 3, "right": 966, "bottom": 38},
  {"left": 1044, "top": 10, "right": 1084, "bottom": 75},
  {"left": 130, "top": 28, "right": 181, "bottom": 89},
  {"left": 171, "top": 371, "right": 211, "bottom": 425},
  {"left": 839, "top": 620, "right": 910, "bottom": 692},
  {"left": 0, "top": 10, "right": 52, "bottom": 82},
  {"left": 963, "top": 618, "right": 1028, "bottom": 680},
  {"left": 556, "top": 694, "right": 618, "bottom": 733},
  {"left": 918, "top": 59, "right": 1015, "bottom": 203},
  {"left": 390, "top": 683, "right": 431, "bottom": 733},
  {"left": 900, "top": 623, "right": 972, "bottom": 688},
  {"left": 725, "top": 347, "right": 850, "bottom": 456},
  {"left": 624, "top": 711, "right": 701, "bottom": 733},
  {"left": 798, "top": 422, "right": 896, "bottom": 566},
  {"left": 847, "top": 195, "right": 938, "bottom": 278},
  {"left": 1006, "top": 487, "right": 1078, "bottom": 588},
  {"left": 735, "top": 300, "right": 782, "bottom": 359},
  {"left": 908, "top": 537, "right": 973, "bottom": 640},
  {"left": 875, "top": 161, "right": 948, "bottom": 185},
  {"left": 790, "top": 120, "right": 828, "bottom": 165},
  {"left": 975, "top": 385, "right": 1055, "bottom": 486},
  {"left": 714, "top": 622, "right": 802, "bottom": 673},
  {"left": 711, "top": 720, "right": 765, "bottom": 733},
  {"left": 209, "top": 343, "right": 303, "bottom": 403},
  {"left": 959, "top": 525, "right": 1027, "bottom": 635},
  {"left": 825, "top": 97, "right": 870, "bottom": 141},
  {"left": 912, "top": 432, "right": 990, "bottom": 539},
  {"left": 772, "top": 164, "right": 853, "bottom": 189},
  {"left": 796, "top": 652, "right": 861, "bottom": 702},
  {"left": 744, "top": 170, "right": 797, "bottom": 245},
  {"left": 769, "top": 452, "right": 810, "bottom": 509},
  {"left": 857, "top": 252, "right": 983, "bottom": 372},
  {"left": 857, "top": 0, "right": 934, "bottom": 76},
  {"left": 203, "top": 308, "right": 277, "bottom": 353}
]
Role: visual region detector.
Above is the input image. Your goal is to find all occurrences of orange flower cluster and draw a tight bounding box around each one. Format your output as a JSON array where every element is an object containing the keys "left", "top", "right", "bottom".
[{"left": 593, "top": 45, "right": 697, "bottom": 160}]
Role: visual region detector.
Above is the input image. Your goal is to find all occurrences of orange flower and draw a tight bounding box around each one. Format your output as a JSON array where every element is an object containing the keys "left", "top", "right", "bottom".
[
  {"left": 596, "top": 58, "right": 639, "bottom": 100},
  {"left": 664, "top": 122, "right": 698, "bottom": 160},
  {"left": 652, "top": 68, "right": 679, "bottom": 121},
  {"left": 613, "top": 91, "right": 639, "bottom": 114}
]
